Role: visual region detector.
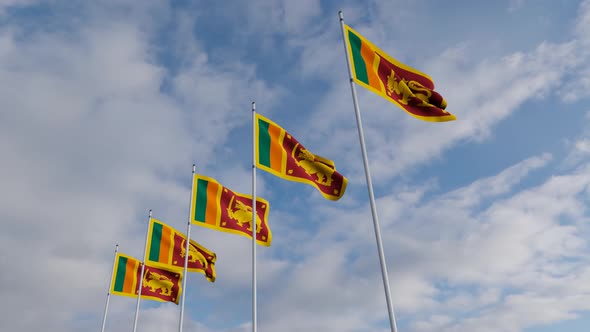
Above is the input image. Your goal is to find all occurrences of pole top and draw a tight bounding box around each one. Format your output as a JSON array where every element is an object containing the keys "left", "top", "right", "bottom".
[
  {"left": 251, "top": 101, "right": 256, "bottom": 111},
  {"left": 115, "top": 244, "right": 119, "bottom": 250},
  {"left": 148, "top": 209, "right": 152, "bottom": 217},
  {"left": 338, "top": 10, "right": 343, "bottom": 20},
  {"left": 192, "top": 163, "right": 196, "bottom": 172}
]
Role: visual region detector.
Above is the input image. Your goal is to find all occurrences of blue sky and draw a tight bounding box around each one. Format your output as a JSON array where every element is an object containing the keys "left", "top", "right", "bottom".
[{"left": 1, "top": 1, "right": 590, "bottom": 331}]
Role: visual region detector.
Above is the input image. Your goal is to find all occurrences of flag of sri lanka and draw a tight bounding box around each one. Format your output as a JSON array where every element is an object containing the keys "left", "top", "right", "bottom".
[
  {"left": 191, "top": 174, "right": 272, "bottom": 247},
  {"left": 146, "top": 218, "right": 217, "bottom": 282},
  {"left": 111, "top": 253, "right": 183, "bottom": 304},
  {"left": 344, "top": 23, "right": 456, "bottom": 122},
  {"left": 255, "top": 113, "right": 348, "bottom": 201}
]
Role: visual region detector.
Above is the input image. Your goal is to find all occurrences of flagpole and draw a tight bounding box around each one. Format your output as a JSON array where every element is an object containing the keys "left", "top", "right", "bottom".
[
  {"left": 132, "top": 209, "right": 152, "bottom": 332},
  {"left": 338, "top": 11, "right": 399, "bottom": 332},
  {"left": 251, "top": 101, "right": 258, "bottom": 332},
  {"left": 100, "top": 244, "right": 119, "bottom": 332},
  {"left": 178, "top": 164, "right": 196, "bottom": 332}
]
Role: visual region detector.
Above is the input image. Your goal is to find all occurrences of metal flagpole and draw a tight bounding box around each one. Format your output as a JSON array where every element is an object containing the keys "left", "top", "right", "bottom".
[
  {"left": 251, "top": 101, "right": 258, "bottom": 332},
  {"left": 132, "top": 209, "right": 152, "bottom": 332},
  {"left": 338, "top": 11, "right": 399, "bottom": 332},
  {"left": 178, "top": 164, "right": 197, "bottom": 332},
  {"left": 100, "top": 244, "right": 119, "bottom": 332}
]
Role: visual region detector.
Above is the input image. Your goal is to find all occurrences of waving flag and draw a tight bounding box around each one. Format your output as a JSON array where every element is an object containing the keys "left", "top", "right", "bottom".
[
  {"left": 344, "top": 24, "right": 456, "bottom": 122},
  {"left": 255, "top": 113, "right": 348, "bottom": 201},
  {"left": 111, "top": 253, "right": 183, "bottom": 304},
  {"left": 191, "top": 174, "right": 271, "bottom": 246},
  {"left": 146, "top": 219, "right": 217, "bottom": 282}
]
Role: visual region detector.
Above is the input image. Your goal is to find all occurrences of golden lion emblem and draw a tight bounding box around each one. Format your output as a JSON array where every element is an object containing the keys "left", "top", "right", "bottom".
[
  {"left": 386, "top": 69, "right": 433, "bottom": 107},
  {"left": 180, "top": 239, "right": 207, "bottom": 267},
  {"left": 143, "top": 271, "right": 174, "bottom": 296},
  {"left": 226, "top": 196, "right": 262, "bottom": 233},
  {"left": 292, "top": 144, "right": 335, "bottom": 186}
]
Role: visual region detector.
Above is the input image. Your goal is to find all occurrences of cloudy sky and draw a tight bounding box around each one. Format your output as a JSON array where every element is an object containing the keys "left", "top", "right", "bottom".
[{"left": 1, "top": 0, "right": 590, "bottom": 331}]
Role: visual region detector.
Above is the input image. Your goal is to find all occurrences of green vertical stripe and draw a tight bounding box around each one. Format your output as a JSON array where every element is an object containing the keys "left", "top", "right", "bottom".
[
  {"left": 258, "top": 119, "right": 271, "bottom": 167},
  {"left": 348, "top": 30, "right": 369, "bottom": 84},
  {"left": 113, "top": 256, "right": 127, "bottom": 292},
  {"left": 149, "top": 222, "right": 162, "bottom": 262},
  {"left": 194, "top": 179, "right": 209, "bottom": 222}
]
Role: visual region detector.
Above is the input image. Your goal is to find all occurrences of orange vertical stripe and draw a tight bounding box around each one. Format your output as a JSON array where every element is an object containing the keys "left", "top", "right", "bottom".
[
  {"left": 278, "top": 129, "right": 287, "bottom": 173},
  {"left": 214, "top": 182, "right": 223, "bottom": 224},
  {"left": 123, "top": 258, "right": 136, "bottom": 293},
  {"left": 167, "top": 231, "right": 174, "bottom": 264},
  {"left": 130, "top": 260, "right": 139, "bottom": 294},
  {"left": 268, "top": 123, "right": 283, "bottom": 172},
  {"left": 360, "top": 42, "right": 381, "bottom": 90},
  {"left": 372, "top": 54, "right": 385, "bottom": 92},
  {"left": 205, "top": 182, "right": 219, "bottom": 225},
  {"left": 159, "top": 225, "right": 171, "bottom": 264}
]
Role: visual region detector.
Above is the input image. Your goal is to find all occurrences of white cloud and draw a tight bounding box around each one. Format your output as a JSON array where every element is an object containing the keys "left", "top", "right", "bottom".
[
  {"left": 0, "top": 1, "right": 280, "bottom": 331},
  {"left": 575, "top": 138, "right": 590, "bottom": 153},
  {"left": 562, "top": 111, "right": 590, "bottom": 168},
  {"left": 441, "top": 153, "right": 553, "bottom": 208},
  {"left": 508, "top": 0, "right": 527, "bottom": 12}
]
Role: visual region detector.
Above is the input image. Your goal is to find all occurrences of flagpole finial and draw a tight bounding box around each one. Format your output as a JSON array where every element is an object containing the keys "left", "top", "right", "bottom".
[
  {"left": 192, "top": 164, "right": 196, "bottom": 173},
  {"left": 148, "top": 209, "right": 152, "bottom": 217},
  {"left": 338, "top": 11, "right": 343, "bottom": 20},
  {"left": 252, "top": 101, "right": 256, "bottom": 111}
]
